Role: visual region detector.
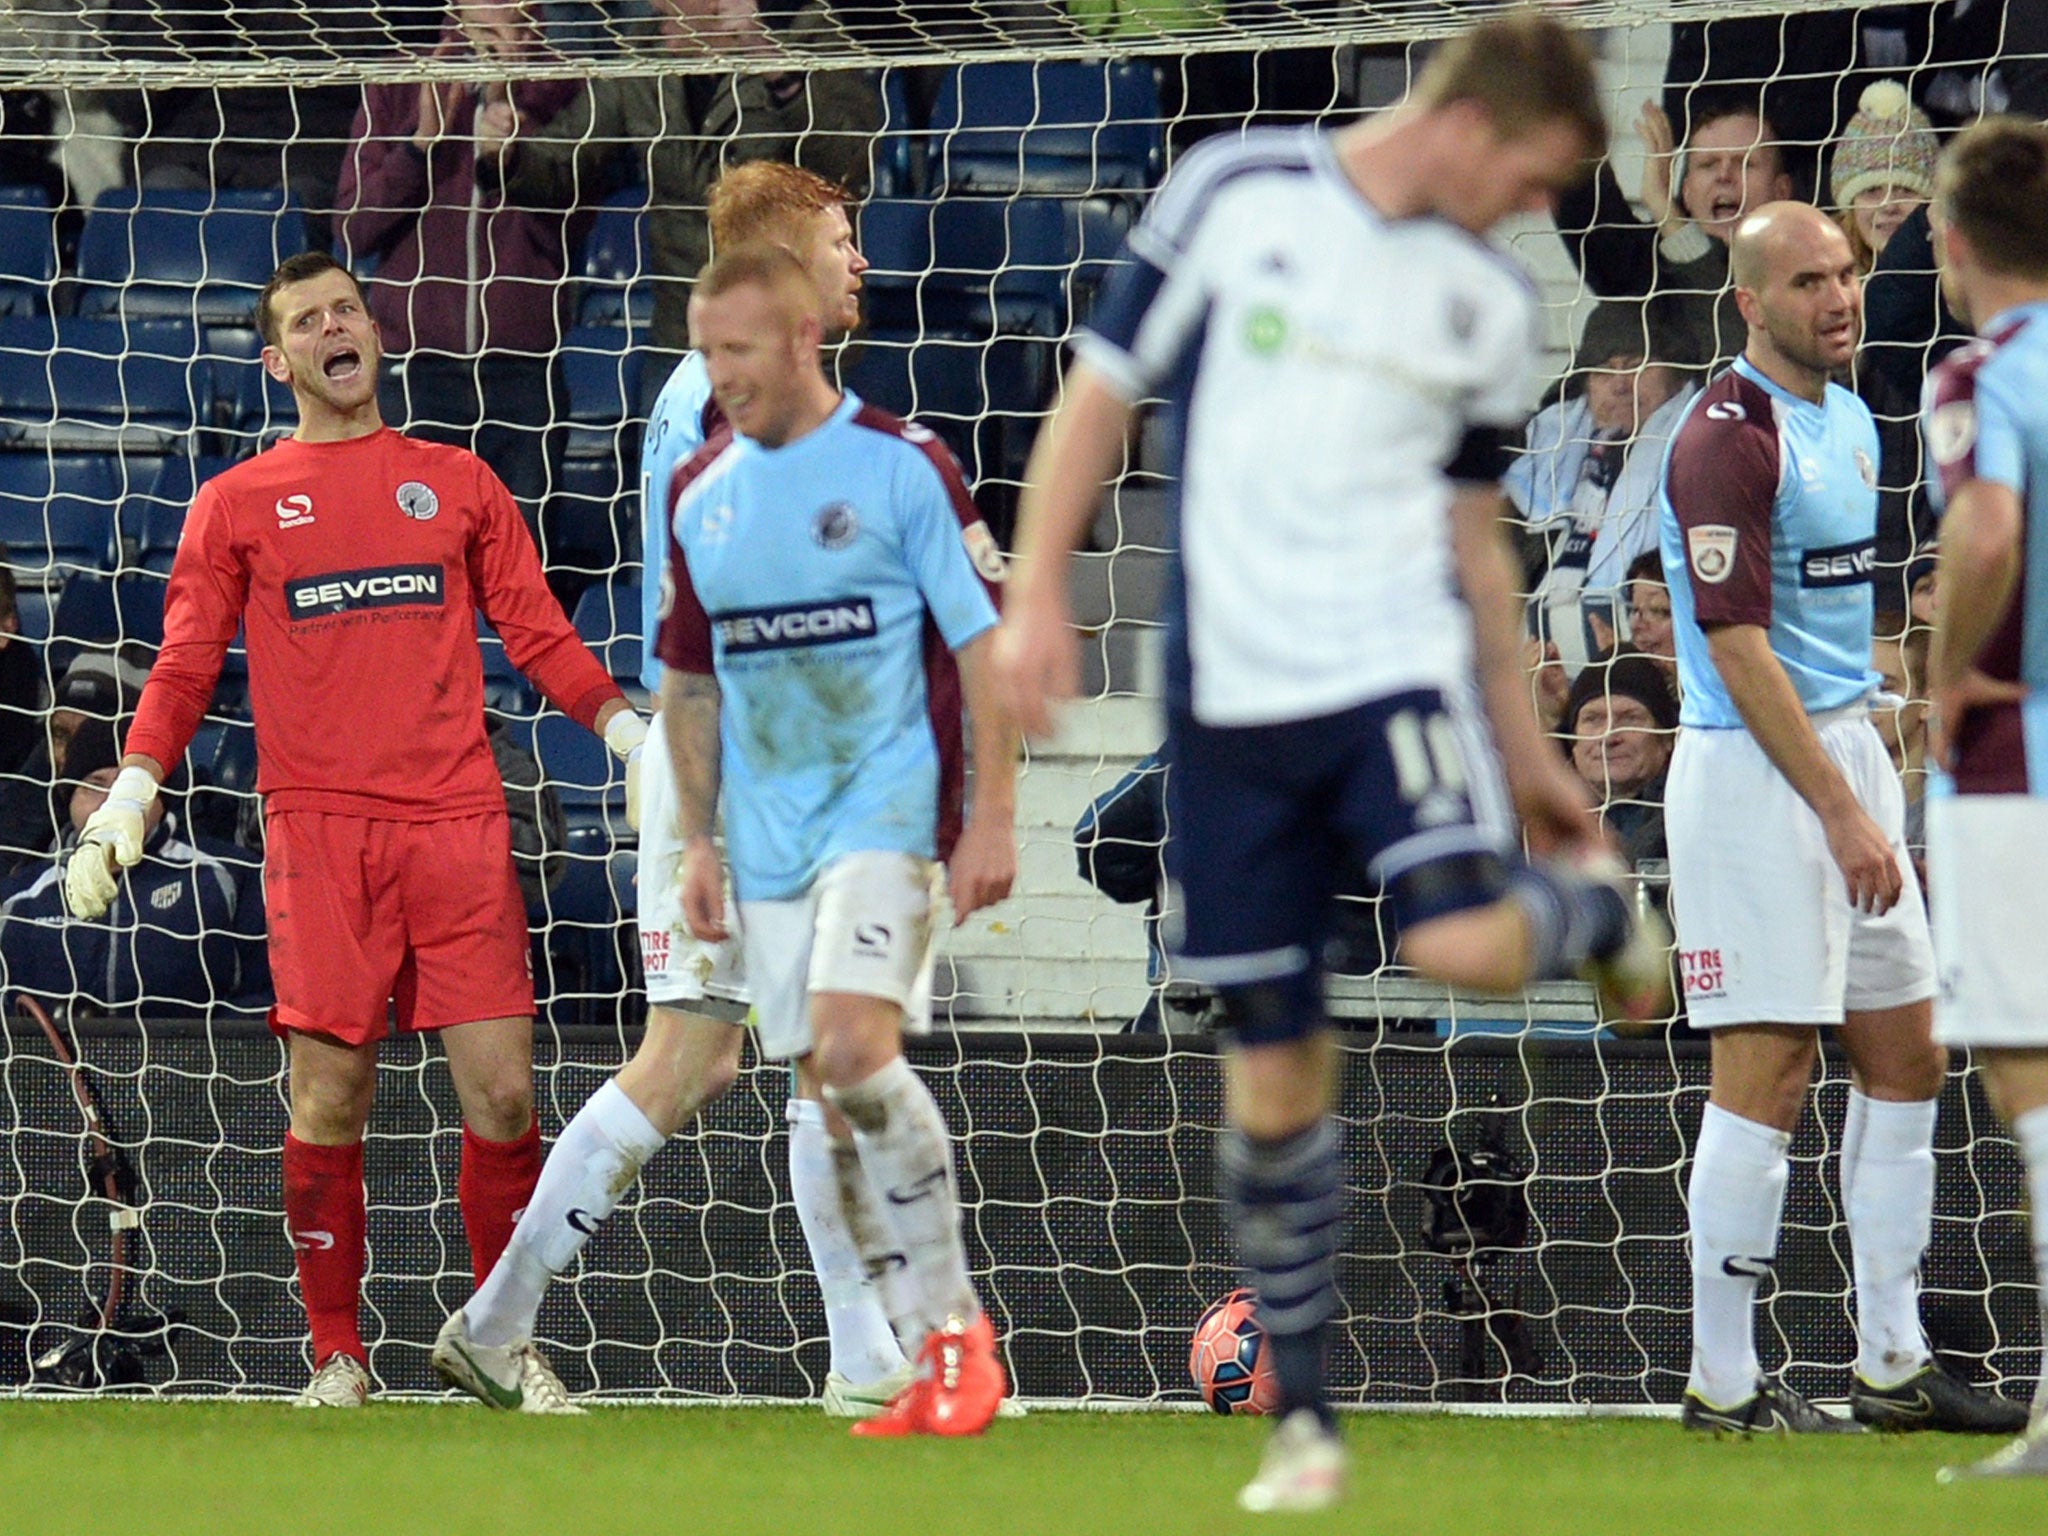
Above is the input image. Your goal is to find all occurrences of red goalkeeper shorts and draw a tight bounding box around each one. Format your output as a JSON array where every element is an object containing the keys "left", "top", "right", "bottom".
[{"left": 264, "top": 809, "right": 534, "bottom": 1044}]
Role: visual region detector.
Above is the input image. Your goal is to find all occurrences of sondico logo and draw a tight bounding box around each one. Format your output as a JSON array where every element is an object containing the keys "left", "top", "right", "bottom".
[
  {"left": 275, "top": 493, "right": 315, "bottom": 529},
  {"left": 285, "top": 564, "right": 445, "bottom": 620},
  {"left": 290, "top": 1228, "right": 335, "bottom": 1251}
]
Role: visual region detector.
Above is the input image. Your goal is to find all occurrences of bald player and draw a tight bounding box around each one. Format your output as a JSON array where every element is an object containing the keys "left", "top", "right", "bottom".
[{"left": 1658, "top": 202, "right": 2026, "bottom": 1435}]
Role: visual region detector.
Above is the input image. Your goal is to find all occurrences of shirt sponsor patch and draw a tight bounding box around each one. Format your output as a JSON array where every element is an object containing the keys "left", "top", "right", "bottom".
[
  {"left": 1687, "top": 524, "right": 1739, "bottom": 585},
  {"left": 1800, "top": 538, "right": 1876, "bottom": 588},
  {"left": 285, "top": 564, "right": 445, "bottom": 619},
  {"left": 714, "top": 598, "right": 877, "bottom": 653}
]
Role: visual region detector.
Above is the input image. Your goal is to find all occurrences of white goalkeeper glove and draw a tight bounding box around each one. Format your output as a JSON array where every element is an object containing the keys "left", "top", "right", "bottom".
[
  {"left": 63, "top": 765, "right": 160, "bottom": 920},
  {"left": 604, "top": 709, "right": 650, "bottom": 832}
]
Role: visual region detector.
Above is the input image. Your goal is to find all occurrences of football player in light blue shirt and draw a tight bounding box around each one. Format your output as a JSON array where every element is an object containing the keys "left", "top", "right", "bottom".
[
  {"left": 1657, "top": 202, "right": 2013, "bottom": 1436},
  {"left": 660, "top": 245, "right": 1017, "bottom": 1436},
  {"left": 1918, "top": 115, "right": 2048, "bottom": 1477},
  {"left": 438, "top": 167, "right": 918, "bottom": 1420}
]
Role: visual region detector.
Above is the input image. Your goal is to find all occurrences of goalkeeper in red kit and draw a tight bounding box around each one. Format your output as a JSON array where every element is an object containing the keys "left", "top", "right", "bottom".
[{"left": 61, "top": 251, "right": 649, "bottom": 1410}]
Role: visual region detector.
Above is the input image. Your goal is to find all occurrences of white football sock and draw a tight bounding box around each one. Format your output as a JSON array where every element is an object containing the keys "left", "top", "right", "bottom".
[
  {"left": 1844, "top": 1090, "right": 1935, "bottom": 1387},
  {"left": 2011, "top": 1103, "right": 2048, "bottom": 1419},
  {"left": 1839, "top": 1083, "right": 1868, "bottom": 1211},
  {"left": 1688, "top": 1102, "right": 1791, "bottom": 1407},
  {"left": 468, "top": 1079, "right": 665, "bottom": 1349},
  {"left": 787, "top": 1098, "right": 909, "bottom": 1385},
  {"left": 825, "top": 1055, "right": 979, "bottom": 1340},
  {"left": 828, "top": 1115, "right": 921, "bottom": 1357}
]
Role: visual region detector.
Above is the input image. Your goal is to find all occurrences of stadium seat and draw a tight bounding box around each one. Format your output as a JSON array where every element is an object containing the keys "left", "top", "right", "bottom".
[
  {"left": 559, "top": 326, "right": 640, "bottom": 460},
  {"left": 477, "top": 615, "right": 538, "bottom": 720},
  {"left": 75, "top": 187, "right": 310, "bottom": 326},
  {"left": 0, "top": 453, "right": 122, "bottom": 582},
  {"left": 843, "top": 330, "right": 1051, "bottom": 489},
  {"left": 856, "top": 199, "right": 931, "bottom": 334},
  {"left": 577, "top": 189, "right": 655, "bottom": 329},
  {"left": 124, "top": 453, "right": 234, "bottom": 573},
  {"left": 0, "top": 316, "right": 207, "bottom": 455},
  {"left": 0, "top": 186, "right": 56, "bottom": 317},
  {"left": 569, "top": 579, "right": 643, "bottom": 687},
  {"left": 543, "top": 452, "right": 629, "bottom": 590},
  {"left": 927, "top": 197, "right": 1072, "bottom": 336},
  {"left": 48, "top": 572, "right": 167, "bottom": 676},
  {"left": 212, "top": 328, "right": 298, "bottom": 453},
  {"left": 931, "top": 62, "right": 1164, "bottom": 195},
  {"left": 526, "top": 710, "right": 623, "bottom": 820},
  {"left": 872, "top": 70, "right": 923, "bottom": 199}
]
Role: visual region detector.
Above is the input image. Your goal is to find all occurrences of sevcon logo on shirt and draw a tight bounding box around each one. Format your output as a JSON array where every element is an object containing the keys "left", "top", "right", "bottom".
[
  {"left": 714, "top": 598, "right": 876, "bottom": 653},
  {"left": 285, "top": 564, "right": 445, "bottom": 619}
]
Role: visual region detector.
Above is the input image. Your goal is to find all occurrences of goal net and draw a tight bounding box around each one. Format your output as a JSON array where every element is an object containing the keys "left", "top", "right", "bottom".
[{"left": 0, "top": 0, "right": 2035, "bottom": 1407}]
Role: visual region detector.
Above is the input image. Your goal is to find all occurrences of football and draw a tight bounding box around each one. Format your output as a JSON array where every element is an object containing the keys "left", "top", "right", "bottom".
[{"left": 1188, "top": 1287, "right": 1279, "bottom": 1415}]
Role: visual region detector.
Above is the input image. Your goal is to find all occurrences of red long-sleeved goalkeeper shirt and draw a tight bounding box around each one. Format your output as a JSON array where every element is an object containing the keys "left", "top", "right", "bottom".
[{"left": 127, "top": 428, "right": 621, "bottom": 820}]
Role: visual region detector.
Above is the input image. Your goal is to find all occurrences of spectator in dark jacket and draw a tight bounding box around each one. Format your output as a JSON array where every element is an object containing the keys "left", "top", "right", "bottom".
[
  {"left": 477, "top": 0, "right": 880, "bottom": 409},
  {"left": 0, "top": 718, "right": 266, "bottom": 1016},
  {"left": 1560, "top": 651, "right": 1676, "bottom": 874},
  {"left": 337, "top": 1, "right": 587, "bottom": 531},
  {"left": 0, "top": 652, "right": 145, "bottom": 874},
  {"left": 0, "top": 562, "right": 43, "bottom": 777}
]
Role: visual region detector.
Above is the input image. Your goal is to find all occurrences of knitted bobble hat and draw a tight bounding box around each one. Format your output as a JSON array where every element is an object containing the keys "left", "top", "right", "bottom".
[{"left": 1831, "top": 80, "right": 1938, "bottom": 207}]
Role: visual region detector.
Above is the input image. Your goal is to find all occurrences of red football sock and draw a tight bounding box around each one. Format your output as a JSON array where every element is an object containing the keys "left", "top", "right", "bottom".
[
  {"left": 460, "top": 1120, "right": 542, "bottom": 1287},
  {"left": 283, "top": 1134, "right": 366, "bottom": 1366}
]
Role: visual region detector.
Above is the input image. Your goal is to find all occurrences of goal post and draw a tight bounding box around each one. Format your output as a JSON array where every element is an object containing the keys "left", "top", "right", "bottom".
[{"left": 0, "top": 0, "right": 2032, "bottom": 1406}]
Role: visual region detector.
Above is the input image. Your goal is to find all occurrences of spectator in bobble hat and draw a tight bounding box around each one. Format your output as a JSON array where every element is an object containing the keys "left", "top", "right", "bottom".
[
  {"left": 1831, "top": 81, "right": 1937, "bottom": 273},
  {"left": 1562, "top": 650, "right": 1679, "bottom": 843}
]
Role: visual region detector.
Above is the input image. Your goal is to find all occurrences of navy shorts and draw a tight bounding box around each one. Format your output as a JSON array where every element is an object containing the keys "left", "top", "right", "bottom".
[{"left": 1163, "top": 688, "right": 1514, "bottom": 1038}]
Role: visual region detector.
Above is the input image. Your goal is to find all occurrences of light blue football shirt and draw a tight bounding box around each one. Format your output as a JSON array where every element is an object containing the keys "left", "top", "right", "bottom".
[
  {"left": 638, "top": 351, "right": 715, "bottom": 690},
  {"left": 1659, "top": 356, "right": 1881, "bottom": 729},
  {"left": 659, "top": 391, "right": 999, "bottom": 901}
]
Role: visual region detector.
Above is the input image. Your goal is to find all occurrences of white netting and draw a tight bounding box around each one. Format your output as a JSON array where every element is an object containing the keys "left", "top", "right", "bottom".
[{"left": 0, "top": 0, "right": 2037, "bottom": 1407}]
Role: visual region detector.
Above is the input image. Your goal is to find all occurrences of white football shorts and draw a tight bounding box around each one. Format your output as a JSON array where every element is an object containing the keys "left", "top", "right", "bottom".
[
  {"left": 637, "top": 708, "right": 748, "bottom": 1010},
  {"left": 1929, "top": 791, "right": 2048, "bottom": 1048},
  {"left": 1665, "top": 707, "right": 1934, "bottom": 1028},
  {"left": 738, "top": 850, "right": 941, "bottom": 1061}
]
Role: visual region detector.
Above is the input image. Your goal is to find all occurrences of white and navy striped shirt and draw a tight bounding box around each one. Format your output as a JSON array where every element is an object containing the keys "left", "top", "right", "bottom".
[{"left": 1078, "top": 128, "right": 1541, "bottom": 727}]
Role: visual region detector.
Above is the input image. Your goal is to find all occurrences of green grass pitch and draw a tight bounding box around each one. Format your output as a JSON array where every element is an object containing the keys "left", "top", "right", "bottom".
[{"left": 0, "top": 1403, "right": 2036, "bottom": 1536}]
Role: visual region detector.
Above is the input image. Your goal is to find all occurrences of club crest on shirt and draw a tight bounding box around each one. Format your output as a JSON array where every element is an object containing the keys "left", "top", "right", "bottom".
[
  {"left": 1853, "top": 447, "right": 1878, "bottom": 490},
  {"left": 150, "top": 884, "right": 183, "bottom": 912},
  {"left": 395, "top": 480, "right": 439, "bottom": 521},
  {"left": 1927, "top": 400, "right": 1977, "bottom": 468},
  {"left": 1688, "top": 524, "right": 1739, "bottom": 585},
  {"left": 813, "top": 502, "right": 859, "bottom": 550}
]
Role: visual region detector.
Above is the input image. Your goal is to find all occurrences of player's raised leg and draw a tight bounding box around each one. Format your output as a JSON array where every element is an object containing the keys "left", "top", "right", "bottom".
[
  {"left": 434, "top": 1002, "right": 733, "bottom": 1412},
  {"left": 284, "top": 1030, "right": 377, "bottom": 1408}
]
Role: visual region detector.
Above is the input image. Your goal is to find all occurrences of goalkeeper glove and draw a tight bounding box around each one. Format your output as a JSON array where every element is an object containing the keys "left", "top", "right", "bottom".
[
  {"left": 63, "top": 765, "right": 160, "bottom": 920},
  {"left": 604, "top": 708, "right": 650, "bottom": 832}
]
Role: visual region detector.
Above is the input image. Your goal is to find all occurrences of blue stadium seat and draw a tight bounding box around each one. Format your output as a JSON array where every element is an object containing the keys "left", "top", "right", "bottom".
[
  {"left": 872, "top": 69, "right": 924, "bottom": 199},
  {"left": 927, "top": 197, "right": 1072, "bottom": 336},
  {"left": 931, "top": 62, "right": 1164, "bottom": 195},
  {"left": 577, "top": 189, "right": 655, "bottom": 329},
  {"left": 477, "top": 615, "right": 539, "bottom": 720},
  {"left": 843, "top": 331, "right": 1051, "bottom": 488},
  {"left": 124, "top": 453, "right": 234, "bottom": 573},
  {"left": 0, "top": 186, "right": 56, "bottom": 317},
  {"left": 0, "top": 316, "right": 207, "bottom": 454},
  {"left": 211, "top": 328, "right": 298, "bottom": 453},
  {"left": 857, "top": 199, "right": 931, "bottom": 334},
  {"left": 49, "top": 573, "right": 167, "bottom": 677},
  {"left": 570, "top": 579, "right": 643, "bottom": 687},
  {"left": 0, "top": 453, "right": 122, "bottom": 582},
  {"left": 526, "top": 710, "right": 622, "bottom": 820},
  {"left": 559, "top": 326, "right": 640, "bottom": 460},
  {"left": 543, "top": 452, "right": 628, "bottom": 586},
  {"left": 75, "top": 187, "right": 310, "bottom": 326}
]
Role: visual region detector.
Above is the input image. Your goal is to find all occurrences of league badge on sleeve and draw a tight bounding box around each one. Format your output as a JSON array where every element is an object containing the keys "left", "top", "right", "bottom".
[
  {"left": 1927, "top": 401, "right": 1977, "bottom": 469},
  {"left": 396, "top": 481, "right": 440, "bottom": 521},
  {"left": 1687, "top": 524, "right": 1738, "bottom": 585},
  {"left": 963, "top": 520, "right": 1008, "bottom": 583}
]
